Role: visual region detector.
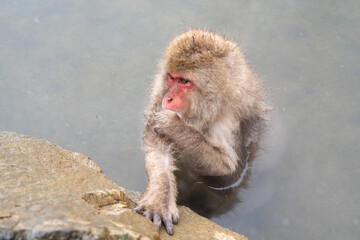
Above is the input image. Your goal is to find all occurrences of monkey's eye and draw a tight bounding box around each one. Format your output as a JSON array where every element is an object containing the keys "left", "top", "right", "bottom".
[
  {"left": 167, "top": 73, "right": 174, "bottom": 80},
  {"left": 167, "top": 74, "right": 175, "bottom": 87},
  {"left": 179, "top": 78, "right": 190, "bottom": 84}
]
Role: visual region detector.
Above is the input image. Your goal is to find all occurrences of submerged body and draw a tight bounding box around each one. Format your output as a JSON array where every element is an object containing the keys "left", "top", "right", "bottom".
[{"left": 134, "top": 29, "right": 270, "bottom": 235}]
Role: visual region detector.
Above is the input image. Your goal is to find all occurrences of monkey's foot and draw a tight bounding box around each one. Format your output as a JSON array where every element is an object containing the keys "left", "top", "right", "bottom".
[{"left": 133, "top": 204, "right": 179, "bottom": 235}]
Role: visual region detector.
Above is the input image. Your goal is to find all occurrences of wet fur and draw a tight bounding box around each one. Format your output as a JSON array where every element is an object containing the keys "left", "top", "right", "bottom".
[{"left": 136, "top": 29, "right": 270, "bottom": 234}]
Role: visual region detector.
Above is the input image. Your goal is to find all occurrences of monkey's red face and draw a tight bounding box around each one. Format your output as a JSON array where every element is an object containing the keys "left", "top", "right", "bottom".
[{"left": 162, "top": 73, "right": 195, "bottom": 112}]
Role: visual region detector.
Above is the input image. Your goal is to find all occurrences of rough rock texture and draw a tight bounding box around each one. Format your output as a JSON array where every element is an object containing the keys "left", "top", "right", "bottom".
[{"left": 0, "top": 131, "right": 247, "bottom": 240}]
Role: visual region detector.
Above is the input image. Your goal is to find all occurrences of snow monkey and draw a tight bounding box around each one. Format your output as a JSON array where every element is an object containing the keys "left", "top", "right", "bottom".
[{"left": 134, "top": 29, "right": 270, "bottom": 235}]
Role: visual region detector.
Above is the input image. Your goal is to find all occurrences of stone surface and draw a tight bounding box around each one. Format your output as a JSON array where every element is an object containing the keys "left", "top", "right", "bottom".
[{"left": 0, "top": 131, "right": 247, "bottom": 240}]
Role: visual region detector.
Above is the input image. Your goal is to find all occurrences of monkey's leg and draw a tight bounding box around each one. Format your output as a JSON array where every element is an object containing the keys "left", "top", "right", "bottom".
[
  {"left": 134, "top": 143, "right": 178, "bottom": 235},
  {"left": 153, "top": 111, "right": 240, "bottom": 177}
]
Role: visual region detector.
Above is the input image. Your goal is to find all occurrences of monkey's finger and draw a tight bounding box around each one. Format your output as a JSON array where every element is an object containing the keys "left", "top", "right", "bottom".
[
  {"left": 144, "top": 211, "right": 153, "bottom": 220},
  {"left": 172, "top": 213, "right": 179, "bottom": 224},
  {"left": 153, "top": 127, "right": 160, "bottom": 134},
  {"left": 153, "top": 126, "right": 165, "bottom": 136},
  {"left": 163, "top": 218, "right": 174, "bottom": 235},
  {"left": 153, "top": 214, "right": 162, "bottom": 228},
  {"left": 133, "top": 206, "right": 144, "bottom": 214}
]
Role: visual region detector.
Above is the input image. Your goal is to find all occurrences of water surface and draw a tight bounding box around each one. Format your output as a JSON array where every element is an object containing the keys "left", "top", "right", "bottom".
[{"left": 1, "top": 1, "right": 359, "bottom": 239}]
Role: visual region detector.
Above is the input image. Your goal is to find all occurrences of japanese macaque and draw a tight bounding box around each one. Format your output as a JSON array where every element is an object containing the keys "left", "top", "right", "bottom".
[{"left": 134, "top": 29, "right": 269, "bottom": 235}]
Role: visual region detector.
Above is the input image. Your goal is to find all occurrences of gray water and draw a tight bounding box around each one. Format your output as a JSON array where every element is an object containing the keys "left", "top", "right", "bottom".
[{"left": 1, "top": 1, "right": 359, "bottom": 239}]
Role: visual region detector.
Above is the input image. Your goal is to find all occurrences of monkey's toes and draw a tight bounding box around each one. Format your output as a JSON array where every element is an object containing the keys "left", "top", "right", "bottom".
[
  {"left": 133, "top": 205, "right": 144, "bottom": 214},
  {"left": 144, "top": 211, "right": 153, "bottom": 221},
  {"left": 153, "top": 214, "right": 162, "bottom": 228},
  {"left": 133, "top": 204, "right": 176, "bottom": 235},
  {"left": 172, "top": 213, "right": 179, "bottom": 224},
  {"left": 152, "top": 213, "right": 174, "bottom": 235},
  {"left": 163, "top": 218, "right": 174, "bottom": 235}
]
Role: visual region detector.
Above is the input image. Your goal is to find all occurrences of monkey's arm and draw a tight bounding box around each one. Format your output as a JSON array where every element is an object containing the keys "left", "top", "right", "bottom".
[
  {"left": 134, "top": 131, "right": 178, "bottom": 235},
  {"left": 153, "top": 111, "right": 239, "bottom": 176}
]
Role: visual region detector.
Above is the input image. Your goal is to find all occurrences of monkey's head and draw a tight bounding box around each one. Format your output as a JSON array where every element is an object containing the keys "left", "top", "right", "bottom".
[{"left": 160, "top": 29, "right": 243, "bottom": 127}]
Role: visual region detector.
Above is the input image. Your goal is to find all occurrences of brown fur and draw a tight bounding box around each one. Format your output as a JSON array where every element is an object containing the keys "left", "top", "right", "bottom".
[{"left": 135, "top": 29, "right": 270, "bottom": 235}]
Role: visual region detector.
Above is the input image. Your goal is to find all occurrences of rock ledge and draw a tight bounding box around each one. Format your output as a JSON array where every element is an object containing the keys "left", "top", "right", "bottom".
[{"left": 0, "top": 131, "right": 247, "bottom": 240}]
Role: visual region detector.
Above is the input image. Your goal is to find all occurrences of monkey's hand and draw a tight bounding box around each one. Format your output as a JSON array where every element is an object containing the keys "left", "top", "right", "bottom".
[
  {"left": 134, "top": 190, "right": 179, "bottom": 235},
  {"left": 151, "top": 110, "right": 182, "bottom": 140}
]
